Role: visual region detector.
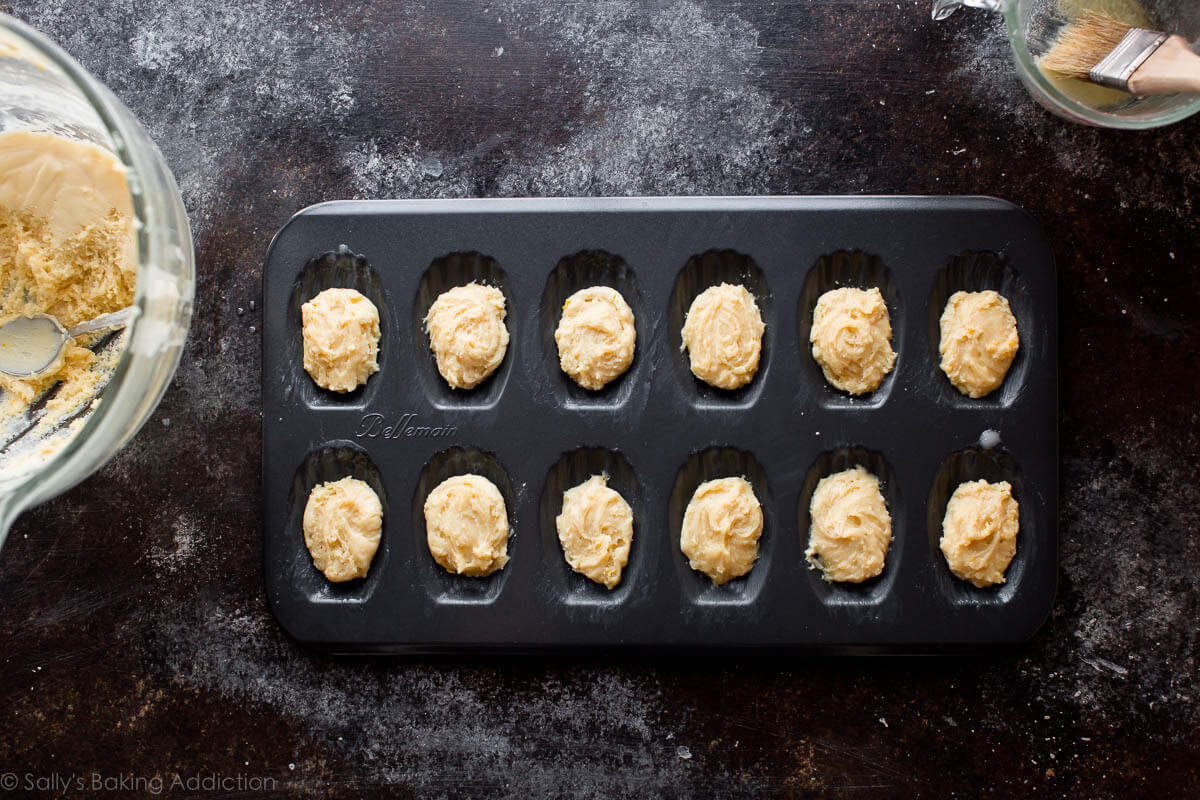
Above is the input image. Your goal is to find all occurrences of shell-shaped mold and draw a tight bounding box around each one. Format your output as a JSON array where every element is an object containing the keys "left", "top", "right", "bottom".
[
  {"left": 287, "top": 245, "right": 389, "bottom": 409},
  {"left": 412, "top": 446, "right": 517, "bottom": 604},
  {"left": 926, "top": 251, "right": 1031, "bottom": 407},
  {"left": 796, "top": 446, "right": 901, "bottom": 606},
  {"left": 668, "top": 446, "right": 774, "bottom": 605},
  {"left": 667, "top": 250, "right": 773, "bottom": 409},
  {"left": 926, "top": 447, "right": 1031, "bottom": 606},
  {"left": 412, "top": 252, "right": 515, "bottom": 410},
  {"left": 797, "top": 249, "right": 902, "bottom": 409},
  {"left": 284, "top": 441, "right": 389, "bottom": 603},
  {"left": 538, "top": 447, "right": 647, "bottom": 607},
  {"left": 539, "top": 250, "right": 647, "bottom": 409}
]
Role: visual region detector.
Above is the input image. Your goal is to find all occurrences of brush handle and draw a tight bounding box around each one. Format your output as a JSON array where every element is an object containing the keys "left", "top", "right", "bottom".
[{"left": 1129, "top": 36, "right": 1200, "bottom": 95}]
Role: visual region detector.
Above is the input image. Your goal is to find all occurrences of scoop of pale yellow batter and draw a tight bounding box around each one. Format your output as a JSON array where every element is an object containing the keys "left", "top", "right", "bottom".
[
  {"left": 0, "top": 131, "right": 136, "bottom": 428},
  {"left": 805, "top": 466, "right": 892, "bottom": 583},
  {"left": 554, "top": 286, "right": 636, "bottom": 390},
  {"left": 810, "top": 287, "right": 896, "bottom": 395},
  {"left": 680, "top": 476, "right": 763, "bottom": 586},
  {"left": 556, "top": 474, "right": 634, "bottom": 589},
  {"left": 939, "top": 290, "right": 1019, "bottom": 399},
  {"left": 302, "top": 476, "right": 383, "bottom": 583},
  {"left": 680, "top": 283, "right": 764, "bottom": 390},
  {"left": 940, "top": 479, "right": 1019, "bottom": 588},
  {"left": 424, "top": 474, "right": 509, "bottom": 577},
  {"left": 301, "top": 288, "right": 380, "bottom": 393},
  {"left": 424, "top": 282, "right": 509, "bottom": 390}
]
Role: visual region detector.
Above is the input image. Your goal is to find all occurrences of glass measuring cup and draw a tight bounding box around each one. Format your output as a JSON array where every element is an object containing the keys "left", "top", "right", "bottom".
[
  {"left": 0, "top": 15, "right": 195, "bottom": 547},
  {"left": 934, "top": 0, "right": 1200, "bottom": 128}
]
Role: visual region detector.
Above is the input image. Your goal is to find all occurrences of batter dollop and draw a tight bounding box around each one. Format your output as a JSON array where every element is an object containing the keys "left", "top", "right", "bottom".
[
  {"left": 679, "top": 476, "right": 763, "bottom": 586},
  {"left": 939, "top": 290, "right": 1019, "bottom": 399},
  {"left": 424, "top": 473, "right": 510, "bottom": 576},
  {"left": 805, "top": 466, "right": 892, "bottom": 583},
  {"left": 556, "top": 474, "right": 634, "bottom": 589},
  {"left": 424, "top": 282, "right": 509, "bottom": 389},
  {"left": 554, "top": 286, "right": 636, "bottom": 390},
  {"left": 301, "top": 288, "right": 380, "bottom": 392},
  {"left": 302, "top": 476, "right": 383, "bottom": 583},
  {"left": 940, "top": 479, "right": 1019, "bottom": 588},
  {"left": 810, "top": 287, "right": 896, "bottom": 395},
  {"left": 680, "top": 283, "right": 764, "bottom": 390}
]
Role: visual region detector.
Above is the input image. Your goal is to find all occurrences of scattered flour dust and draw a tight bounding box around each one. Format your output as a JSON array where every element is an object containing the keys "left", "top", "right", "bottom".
[
  {"left": 15, "top": 0, "right": 807, "bottom": 226},
  {"left": 1032, "top": 420, "right": 1199, "bottom": 722},
  {"left": 155, "top": 602, "right": 686, "bottom": 793},
  {"left": 343, "top": 0, "right": 801, "bottom": 198},
  {"left": 147, "top": 513, "right": 200, "bottom": 574},
  {"left": 11, "top": 0, "right": 371, "bottom": 241}
]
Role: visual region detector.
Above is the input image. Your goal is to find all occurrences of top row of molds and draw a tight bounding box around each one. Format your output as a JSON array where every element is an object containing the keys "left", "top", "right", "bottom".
[{"left": 289, "top": 246, "right": 1030, "bottom": 412}]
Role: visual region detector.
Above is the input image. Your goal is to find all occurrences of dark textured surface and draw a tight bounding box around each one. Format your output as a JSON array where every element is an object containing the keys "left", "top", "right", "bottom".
[{"left": 0, "top": 0, "right": 1197, "bottom": 796}]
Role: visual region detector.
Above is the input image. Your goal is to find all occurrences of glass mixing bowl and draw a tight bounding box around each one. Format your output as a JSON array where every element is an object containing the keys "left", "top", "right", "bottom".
[
  {"left": 0, "top": 15, "right": 194, "bottom": 545},
  {"left": 934, "top": 0, "right": 1200, "bottom": 128}
]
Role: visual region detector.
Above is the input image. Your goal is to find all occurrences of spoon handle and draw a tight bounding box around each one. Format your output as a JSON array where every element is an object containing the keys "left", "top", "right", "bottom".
[{"left": 66, "top": 305, "right": 139, "bottom": 339}]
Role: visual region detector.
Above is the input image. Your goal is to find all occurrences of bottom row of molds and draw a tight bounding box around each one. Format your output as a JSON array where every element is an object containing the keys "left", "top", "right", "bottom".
[{"left": 284, "top": 444, "right": 1034, "bottom": 609}]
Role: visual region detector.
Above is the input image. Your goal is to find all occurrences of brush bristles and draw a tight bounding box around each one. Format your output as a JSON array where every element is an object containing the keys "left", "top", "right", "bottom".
[{"left": 1040, "top": 13, "right": 1135, "bottom": 79}]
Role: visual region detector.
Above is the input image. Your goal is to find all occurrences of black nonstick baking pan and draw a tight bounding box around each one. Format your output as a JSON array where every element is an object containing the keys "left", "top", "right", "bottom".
[{"left": 262, "top": 196, "right": 1058, "bottom": 653}]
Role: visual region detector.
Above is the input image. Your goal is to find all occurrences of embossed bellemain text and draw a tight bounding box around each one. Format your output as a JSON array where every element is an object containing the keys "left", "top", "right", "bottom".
[{"left": 355, "top": 412, "right": 457, "bottom": 439}]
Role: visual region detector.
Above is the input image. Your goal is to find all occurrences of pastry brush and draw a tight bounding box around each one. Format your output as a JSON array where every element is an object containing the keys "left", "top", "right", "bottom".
[{"left": 1040, "top": 13, "right": 1200, "bottom": 95}]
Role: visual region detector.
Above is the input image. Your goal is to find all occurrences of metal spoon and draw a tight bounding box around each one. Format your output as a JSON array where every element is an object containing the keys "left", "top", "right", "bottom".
[{"left": 0, "top": 306, "right": 138, "bottom": 378}]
